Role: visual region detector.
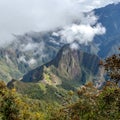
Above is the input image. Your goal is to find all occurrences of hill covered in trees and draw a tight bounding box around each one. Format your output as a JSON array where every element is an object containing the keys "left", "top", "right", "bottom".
[{"left": 1, "top": 81, "right": 120, "bottom": 120}]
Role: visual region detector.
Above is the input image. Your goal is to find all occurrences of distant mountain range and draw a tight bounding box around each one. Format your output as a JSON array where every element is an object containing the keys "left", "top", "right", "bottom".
[
  {"left": 0, "top": 3, "right": 120, "bottom": 82},
  {"left": 94, "top": 3, "right": 120, "bottom": 57}
]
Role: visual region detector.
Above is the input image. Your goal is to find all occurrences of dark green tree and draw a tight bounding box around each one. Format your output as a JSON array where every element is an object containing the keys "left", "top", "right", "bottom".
[{"left": 100, "top": 48, "right": 120, "bottom": 86}]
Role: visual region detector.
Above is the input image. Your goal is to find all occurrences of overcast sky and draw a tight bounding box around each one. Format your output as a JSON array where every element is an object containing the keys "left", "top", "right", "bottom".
[{"left": 0, "top": 0, "right": 120, "bottom": 47}]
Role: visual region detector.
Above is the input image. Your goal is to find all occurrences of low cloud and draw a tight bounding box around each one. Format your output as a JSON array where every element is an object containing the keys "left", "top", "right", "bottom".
[
  {"left": 59, "top": 23, "right": 106, "bottom": 45},
  {"left": 58, "top": 12, "right": 106, "bottom": 46},
  {"left": 28, "top": 58, "right": 37, "bottom": 66},
  {"left": 19, "top": 56, "right": 27, "bottom": 63},
  {"left": 21, "top": 42, "right": 39, "bottom": 52}
]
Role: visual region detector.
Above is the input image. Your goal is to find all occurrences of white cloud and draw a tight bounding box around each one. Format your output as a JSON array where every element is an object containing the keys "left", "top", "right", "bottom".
[
  {"left": 28, "top": 58, "right": 37, "bottom": 66},
  {"left": 59, "top": 23, "right": 106, "bottom": 45},
  {"left": 70, "top": 43, "right": 79, "bottom": 50},
  {"left": 0, "top": 0, "right": 119, "bottom": 47},
  {"left": 18, "top": 56, "right": 37, "bottom": 66},
  {"left": 19, "top": 56, "right": 27, "bottom": 63},
  {"left": 22, "top": 43, "right": 39, "bottom": 52},
  {"left": 58, "top": 12, "right": 106, "bottom": 46},
  {"left": 77, "top": 0, "right": 120, "bottom": 11}
]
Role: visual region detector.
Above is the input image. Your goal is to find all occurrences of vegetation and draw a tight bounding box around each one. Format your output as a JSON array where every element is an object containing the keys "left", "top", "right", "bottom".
[
  {"left": 0, "top": 49, "right": 120, "bottom": 120},
  {"left": 51, "top": 82, "right": 120, "bottom": 120},
  {"left": 1, "top": 81, "right": 120, "bottom": 120},
  {"left": 0, "top": 81, "right": 55, "bottom": 120},
  {"left": 51, "top": 49, "right": 120, "bottom": 120},
  {"left": 100, "top": 48, "right": 120, "bottom": 84}
]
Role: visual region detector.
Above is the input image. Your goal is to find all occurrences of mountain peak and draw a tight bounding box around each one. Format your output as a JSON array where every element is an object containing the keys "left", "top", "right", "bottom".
[{"left": 22, "top": 45, "right": 100, "bottom": 86}]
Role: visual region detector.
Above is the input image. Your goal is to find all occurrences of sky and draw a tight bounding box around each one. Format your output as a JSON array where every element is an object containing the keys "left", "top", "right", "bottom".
[{"left": 0, "top": 0, "right": 120, "bottom": 47}]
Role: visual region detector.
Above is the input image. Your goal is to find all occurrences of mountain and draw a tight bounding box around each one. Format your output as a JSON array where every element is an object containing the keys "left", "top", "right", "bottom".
[
  {"left": 0, "top": 3, "right": 120, "bottom": 82},
  {"left": 0, "top": 32, "right": 62, "bottom": 82},
  {"left": 95, "top": 3, "right": 120, "bottom": 37},
  {"left": 22, "top": 45, "right": 100, "bottom": 87},
  {"left": 7, "top": 45, "right": 101, "bottom": 105},
  {"left": 2, "top": 3, "right": 120, "bottom": 120},
  {"left": 92, "top": 3, "right": 120, "bottom": 57},
  {"left": 78, "top": 3, "right": 120, "bottom": 58}
]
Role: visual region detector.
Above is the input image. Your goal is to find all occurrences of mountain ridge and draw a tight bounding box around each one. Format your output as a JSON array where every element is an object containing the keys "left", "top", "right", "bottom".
[{"left": 22, "top": 45, "right": 100, "bottom": 87}]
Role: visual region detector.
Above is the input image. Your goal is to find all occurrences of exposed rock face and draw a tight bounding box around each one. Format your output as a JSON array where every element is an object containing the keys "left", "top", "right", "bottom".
[{"left": 22, "top": 45, "right": 100, "bottom": 85}]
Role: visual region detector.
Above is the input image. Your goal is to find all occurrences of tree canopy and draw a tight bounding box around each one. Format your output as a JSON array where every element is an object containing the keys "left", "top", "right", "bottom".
[{"left": 100, "top": 48, "right": 120, "bottom": 85}]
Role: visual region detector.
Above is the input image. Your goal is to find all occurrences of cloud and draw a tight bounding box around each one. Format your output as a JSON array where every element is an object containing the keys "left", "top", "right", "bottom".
[
  {"left": 19, "top": 56, "right": 27, "bottom": 63},
  {"left": 0, "top": 0, "right": 119, "bottom": 47},
  {"left": 70, "top": 43, "right": 79, "bottom": 50},
  {"left": 77, "top": 0, "right": 120, "bottom": 11},
  {"left": 28, "top": 58, "right": 37, "bottom": 66},
  {"left": 59, "top": 23, "right": 106, "bottom": 45},
  {"left": 21, "top": 43, "right": 39, "bottom": 52},
  {"left": 58, "top": 12, "right": 106, "bottom": 46}
]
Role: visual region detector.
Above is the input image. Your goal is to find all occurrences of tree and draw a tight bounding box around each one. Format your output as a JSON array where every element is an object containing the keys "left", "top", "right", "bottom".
[
  {"left": 0, "top": 81, "right": 45, "bottom": 120},
  {"left": 100, "top": 48, "right": 120, "bottom": 86}
]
